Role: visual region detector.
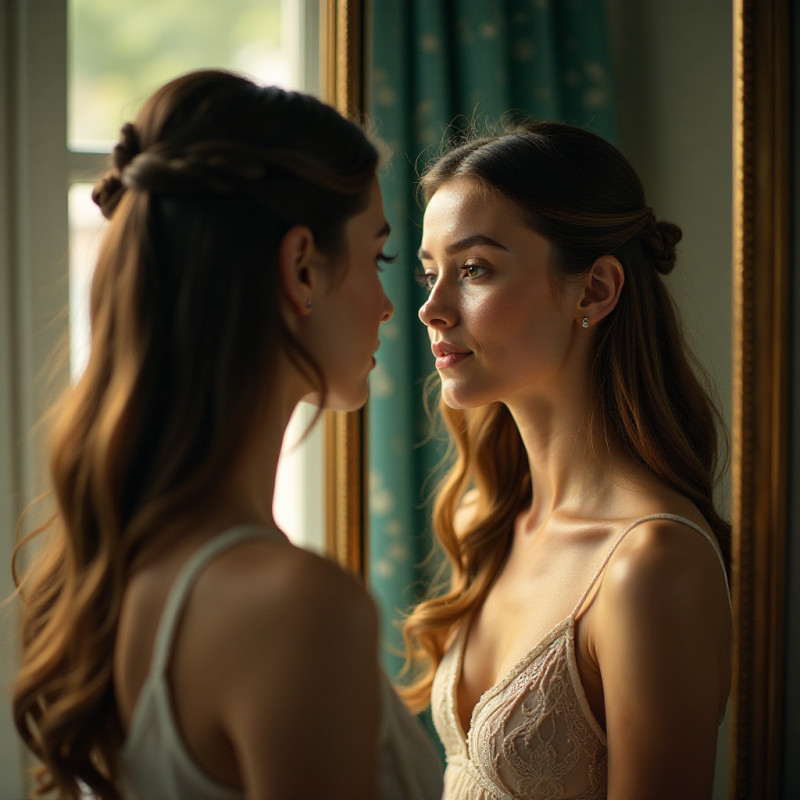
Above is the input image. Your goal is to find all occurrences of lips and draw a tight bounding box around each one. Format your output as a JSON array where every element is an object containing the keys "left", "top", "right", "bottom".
[{"left": 431, "top": 341, "right": 472, "bottom": 370}]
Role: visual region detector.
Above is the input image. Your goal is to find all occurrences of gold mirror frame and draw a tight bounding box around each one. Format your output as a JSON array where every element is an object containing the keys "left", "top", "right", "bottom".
[
  {"left": 321, "top": 0, "right": 369, "bottom": 577},
  {"left": 323, "top": 1, "right": 793, "bottom": 795},
  {"left": 731, "top": 0, "right": 790, "bottom": 796}
]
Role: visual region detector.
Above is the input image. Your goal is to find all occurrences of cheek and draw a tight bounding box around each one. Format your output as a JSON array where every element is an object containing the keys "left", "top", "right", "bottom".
[
  {"left": 347, "top": 274, "right": 384, "bottom": 337},
  {"left": 373, "top": 279, "right": 386, "bottom": 316},
  {"left": 345, "top": 268, "right": 378, "bottom": 315},
  {"left": 473, "top": 287, "right": 569, "bottom": 358},
  {"left": 465, "top": 291, "right": 538, "bottom": 337},
  {"left": 469, "top": 298, "right": 505, "bottom": 329},
  {"left": 370, "top": 276, "right": 388, "bottom": 322}
]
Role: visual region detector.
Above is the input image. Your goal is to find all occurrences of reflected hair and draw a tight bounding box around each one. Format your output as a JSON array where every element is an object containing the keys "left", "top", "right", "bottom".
[
  {"left": 12, "top": 69, "right": 378, "bottom": 799},
  {"left": 401, "top": 120, "right": 731, "bottom": 711}
]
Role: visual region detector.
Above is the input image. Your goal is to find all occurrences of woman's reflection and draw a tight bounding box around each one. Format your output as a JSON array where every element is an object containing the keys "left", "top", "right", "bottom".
[{"left": 403, "top": 120, "right": 732, "bottom": 799}]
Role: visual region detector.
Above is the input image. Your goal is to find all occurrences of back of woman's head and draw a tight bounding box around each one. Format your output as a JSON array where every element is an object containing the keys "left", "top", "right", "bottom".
[
  {"left": 87, "top": 70, "right": 379, "bottom": 529},
  {"left": 13, "top": 70, "right": 378, "bottom": 799}
]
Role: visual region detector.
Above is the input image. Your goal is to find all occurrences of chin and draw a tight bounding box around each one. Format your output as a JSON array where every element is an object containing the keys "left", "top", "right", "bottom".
[
  {"left": 442, "top": 397, "right": 477, "bottom": 411},
  {"left": 440, "top": 385, "right": 489, "bottom": 411},
  {"left": 326, "top": 386, "right": 370, "bottom": 413}
]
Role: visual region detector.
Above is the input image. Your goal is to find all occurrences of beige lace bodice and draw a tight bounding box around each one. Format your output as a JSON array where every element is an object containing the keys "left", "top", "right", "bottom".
[{"left": 430, "top": 514, "right": 730, "bottom": 800}]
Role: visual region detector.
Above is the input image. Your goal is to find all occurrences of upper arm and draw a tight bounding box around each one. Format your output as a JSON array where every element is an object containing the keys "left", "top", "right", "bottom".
[
  {"left": 218, "top": 553, "right": 382, "bottom": 800},
  {"left": 592, "top": 521, "right": 731, "bottom": 799}
]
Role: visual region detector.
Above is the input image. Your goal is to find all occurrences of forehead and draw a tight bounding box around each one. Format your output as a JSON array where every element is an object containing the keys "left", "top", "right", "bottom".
[{"left": 422, "top": 178, "right": 527, "bottom": 238}]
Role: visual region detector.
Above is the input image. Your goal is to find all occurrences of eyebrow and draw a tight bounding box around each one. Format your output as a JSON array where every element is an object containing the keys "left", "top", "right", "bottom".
[
  {"left": 417, "top": 234, "right": 508, "bottom": 261},
  {"left": 377, "top": 221, "right": 391, "bottom": 239}
]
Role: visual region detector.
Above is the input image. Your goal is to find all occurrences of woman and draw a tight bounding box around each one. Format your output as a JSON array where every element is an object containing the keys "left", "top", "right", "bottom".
[
  {"left": 403, "top": 121, "right": 731, "bottom": 799},
  {"left": 12, "top": 70, "right": 442, "bottom": 800}
]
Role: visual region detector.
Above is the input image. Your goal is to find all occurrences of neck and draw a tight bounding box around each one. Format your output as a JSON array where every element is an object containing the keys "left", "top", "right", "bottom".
[
  {"left": 222, "top": 381, "right": 307, "bottom": 530},
  {"left": 504, "top": 380, "right": 633, "bottom": 533},
  {"left": 130, "top": 363, "right": 309, "bottom": 571}
]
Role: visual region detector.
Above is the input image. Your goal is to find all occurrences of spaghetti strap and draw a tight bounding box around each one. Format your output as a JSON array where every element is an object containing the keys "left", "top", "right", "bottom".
[
  {"left": 571, "top": 513, "right": 730, "bottom": 619},
  {"left": 150, "top": 525, "right": 288, "bottom": 675}
]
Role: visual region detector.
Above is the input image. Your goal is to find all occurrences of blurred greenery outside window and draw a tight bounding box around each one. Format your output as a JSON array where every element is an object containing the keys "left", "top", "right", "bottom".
[{"left": 67, "top": 0, "right": 323, "bottom": 549}]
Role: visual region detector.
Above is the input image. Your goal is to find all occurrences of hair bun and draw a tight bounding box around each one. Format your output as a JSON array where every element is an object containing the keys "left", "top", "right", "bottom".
[
  {"left": 643, "top": 218, "right": 682, "bottom": 275},
  {"left": 112, "top": 123, "right": 142, "bottom": 172},
  {"left": 91, "top": 123, "right": 143, "bottom": 219},
  {"left": 91, "top": 173, "right": 125, "bottom": 220}
]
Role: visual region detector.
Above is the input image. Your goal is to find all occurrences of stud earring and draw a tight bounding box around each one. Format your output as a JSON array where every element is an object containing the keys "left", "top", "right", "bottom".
[
  {"left": 581, "top": 315, "right": 590, "bottom": 329},
  {"left": 306, "top": 300, "right": 312, "bottom": 310}
]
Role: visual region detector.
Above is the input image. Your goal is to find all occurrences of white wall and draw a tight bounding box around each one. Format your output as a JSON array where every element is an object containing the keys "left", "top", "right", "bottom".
[{"left": 607, "top": 0, "right": 733, "bottom": 508}]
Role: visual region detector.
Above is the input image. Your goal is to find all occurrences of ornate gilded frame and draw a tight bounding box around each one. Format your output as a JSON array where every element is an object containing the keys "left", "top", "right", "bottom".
[
  {"left": 321, "top": 0, "right": 368, "bottom": 576},
  {"left": 323, "top": 0, "right": 794, "bottom": 795},
  {"left": 730, "top": 0, "right": 791, "bottom": 796}
]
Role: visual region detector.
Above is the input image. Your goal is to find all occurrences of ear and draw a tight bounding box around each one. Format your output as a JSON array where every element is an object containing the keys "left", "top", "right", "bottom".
[
  {"left": 576, "top": 255, "right": 625, "bottom": 328},
  {"left": 278, "top": 225, "right": 321, "bottom": 317}
]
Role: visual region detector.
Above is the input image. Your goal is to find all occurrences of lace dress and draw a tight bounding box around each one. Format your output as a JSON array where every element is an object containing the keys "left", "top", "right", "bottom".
[{"left": 430, "top": 514, "right": 730, "bottom": 800}]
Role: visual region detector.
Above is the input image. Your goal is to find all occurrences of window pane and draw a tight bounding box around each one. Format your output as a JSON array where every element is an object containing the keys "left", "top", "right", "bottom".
[
  {"left": 68, "top": 0, "right": 286, "bottom": 148},
  {"left": 68, "top": 182, "right": 104, "bottom": 379}
]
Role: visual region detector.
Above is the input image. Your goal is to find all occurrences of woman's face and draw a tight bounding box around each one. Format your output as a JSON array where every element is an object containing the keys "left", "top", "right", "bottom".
[
  {"left": 315, "top": 177, "right": 394, "bottom": 411},
  {"left": 417, "top": 177, "right": 581, "bottom": 410}
]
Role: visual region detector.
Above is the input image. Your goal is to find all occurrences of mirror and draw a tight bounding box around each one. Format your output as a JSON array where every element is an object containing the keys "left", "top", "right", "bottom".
[{"left": 322, "top": 0, "right": 792, "bottom": 796}]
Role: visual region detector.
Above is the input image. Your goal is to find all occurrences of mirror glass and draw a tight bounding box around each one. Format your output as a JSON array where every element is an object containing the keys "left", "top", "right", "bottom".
[{"left": 362, "top": 0, "right": 734, "bottom": 795}]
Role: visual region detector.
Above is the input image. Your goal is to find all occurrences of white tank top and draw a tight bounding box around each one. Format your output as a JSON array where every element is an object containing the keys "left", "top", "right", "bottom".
[{"left": 120, "top": 525, "right": 443, "bottom": 800}]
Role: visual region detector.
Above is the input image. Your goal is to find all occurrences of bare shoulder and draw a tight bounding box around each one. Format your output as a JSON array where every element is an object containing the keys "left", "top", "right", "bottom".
[
  {"left": 591, "top": 515, "right": 732, "bottom": 681},
  {"left": 588, "top": 517, "right": 732, "bottom": 796},
  {"left": 176, "top": 535, "right": 380, "bottom": 736},
  {"left": 197, "top": 537, "right": 379, "bottom": 653},
  {"left": 171, "top": 536, "right": 382, "bottom": 796},
  {"left": 601, "top": 516, "right": 729, "bottom": 615}
]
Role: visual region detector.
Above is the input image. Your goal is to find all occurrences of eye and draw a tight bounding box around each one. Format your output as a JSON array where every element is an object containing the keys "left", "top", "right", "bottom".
[
  {"left": 461, "top": 262, "right": 488, "bottom": 280},
  {"left": 376, "top": 251, "right": 397, "bottom": 272},
  {"left": 414, "top": 267, "right": 437, "bottom": 291}
]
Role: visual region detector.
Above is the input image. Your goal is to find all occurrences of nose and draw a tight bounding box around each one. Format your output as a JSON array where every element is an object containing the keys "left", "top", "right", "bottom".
[
  {"left": 418, "top": 283, "right": 455, "bottom": 329},
  {"left": 381, "top": 288, "right": 394, "bottom": 323}
]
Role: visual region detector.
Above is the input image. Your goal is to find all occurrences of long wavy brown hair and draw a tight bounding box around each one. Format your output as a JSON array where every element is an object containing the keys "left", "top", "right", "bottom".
[
  {"left": 11, "top": 69, "right": 379, "bottom": 799},
  {"left": 401, "top": 121, "right": 731, "bottom": 712}
]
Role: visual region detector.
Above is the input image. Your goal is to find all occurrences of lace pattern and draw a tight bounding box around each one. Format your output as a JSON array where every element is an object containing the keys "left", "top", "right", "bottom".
[
  {"left": 432, "top": 618, "right": 607, "bottom": 800},
  {"left": 431, "top": 513, "right": 731, "bottom": 800}
]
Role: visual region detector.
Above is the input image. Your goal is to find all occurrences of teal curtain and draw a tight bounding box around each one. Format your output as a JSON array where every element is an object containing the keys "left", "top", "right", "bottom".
[{"left": 367, "top": 0, "right": 619, "bottom": 683}]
